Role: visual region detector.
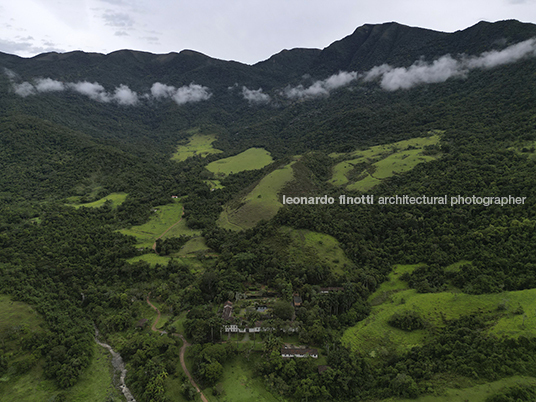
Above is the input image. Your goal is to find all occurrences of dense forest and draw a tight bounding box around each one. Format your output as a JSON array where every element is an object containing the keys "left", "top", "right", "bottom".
[{"left": 1, "top": 19, "right": 536, "bottom": 402}]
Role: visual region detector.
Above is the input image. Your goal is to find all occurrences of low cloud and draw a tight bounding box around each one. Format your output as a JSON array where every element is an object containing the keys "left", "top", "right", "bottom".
[
  {"left": 242, "top": 86, "right": 270, "bottom": 104},
  {"left": 151, "top": 82, "right": 212, "bottom": 105},
  {"left": 67, "top": 81, "right": 111, "bottom": 102},
  {"left": 364, "top": 37, "right": 536, "bottom": 91},
  {"left": 35, "top": 78, "right": 65, "bottom": 92},
  {"left": 113, "top": 84, "right": 139, "bottom": 105},
  {"left": 283, "top": 71, "right": 358, "bottom": 99},
  {"left": 5, "top": 72, "right": 212, "bottom": 107}
]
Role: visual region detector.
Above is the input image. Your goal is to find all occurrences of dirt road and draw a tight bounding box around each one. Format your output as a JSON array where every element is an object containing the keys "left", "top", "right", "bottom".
[{"left": 146, "top": 295, "right": 208, "bottom": 402}]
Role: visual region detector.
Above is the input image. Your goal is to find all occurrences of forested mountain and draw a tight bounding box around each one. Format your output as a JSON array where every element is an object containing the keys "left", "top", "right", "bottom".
[{"left": 1, "top": 19, "right": 536, "bottom": 402}]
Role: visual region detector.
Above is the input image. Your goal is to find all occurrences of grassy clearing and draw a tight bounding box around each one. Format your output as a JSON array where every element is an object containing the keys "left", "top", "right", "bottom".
[
  {"left": 206, "top": 355, "right": 281, "bottom": 402},
  {"left": 172, "top": 129, "right": 223, "bottom": 162},
  {"left": 206, "top": 148, "right": 273, "bottom": 177},
  {"left": 281, "top": 227, "right": 354, "bottom": 275},
  {"left": 179, "top": 237, "right": 210, "bottom": 255},
  {"left": 330, "top": 134, "right": 441, "bottom": 191},
  {"left": 67, "top": 192, "right": 128, "bottom": 209},
  {"left": 387, "top": 376, "right": 536, "bottom": 402},
  {"left": 342, "top": 263, "right": 536, "bottom": 356},
  {"left": 119, "top": 201, "right": 199, "bottom": 248},
  {"left": 0, "top": 294, "right": 44, "bottom": 332},
  {"left": 126, "top": 253, "right": 205, "bottom": 271},
  {"left": 217, "top": 162, "right": 294, "bottom": 231},
  {"left": 204, "top": 179, "right": 224, "bottom": 189}
]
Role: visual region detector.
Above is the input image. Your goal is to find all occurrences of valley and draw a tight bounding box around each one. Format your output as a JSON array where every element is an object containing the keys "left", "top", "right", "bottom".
[{"left": 1, "top": 19, "right": 536, "bottom": 402}]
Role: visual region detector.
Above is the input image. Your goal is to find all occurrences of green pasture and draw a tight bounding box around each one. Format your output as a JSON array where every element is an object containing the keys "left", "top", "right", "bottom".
[
  {"left": 342, "top": 263, "right": 536, "bottom": 356},
  {"left": 120, "top": 201, "right": 199, "bottom": 248},
  {"left": 126, "top": 253, "right": 205, "bottom": 271},
  {"left": 206, "top": 148, "right": 273, "bottom": 177},
  {"left": 67, "top": 192, "right": 128, "bottom": 209},
  {"left": 205, "top": 356, "right": 281, "bottom": 402},
  {"left": 217, "top": 161, "right": 294, "bottom": 230},
  {"left": 172, "top": 129, "right": 223, "bottom": 162},
  {"left": 281, "top": 227, "right": 354, "bottom": 275},
  {"left": 179, "top": 236, "right": 211, "bottom": 255},
  {"left": 330, "top": 134, "right": 441, "bottom": 191}
]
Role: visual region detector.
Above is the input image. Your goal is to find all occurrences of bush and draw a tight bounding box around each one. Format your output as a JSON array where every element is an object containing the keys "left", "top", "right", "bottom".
[{"left": 388, "top": 310, "right": 427, "bottom": 331}]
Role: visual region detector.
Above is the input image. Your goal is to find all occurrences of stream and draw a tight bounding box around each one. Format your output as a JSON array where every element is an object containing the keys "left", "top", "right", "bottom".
[{"left": 94, "top": 327, "right": 136, "bottom": 402}]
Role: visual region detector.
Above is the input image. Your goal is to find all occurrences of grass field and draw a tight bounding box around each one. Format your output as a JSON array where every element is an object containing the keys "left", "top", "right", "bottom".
[
  {"left": 281, "top": 227, "right": 354, "bottom": 275},
  {"left": 342, "top": 263, "right": 536, "bottom": 356},
  {"left": 67, "top": 192, "right": 128, "bottom": 209},
  {"left": 171, "top": 129, "right": 223, "bottom": 162},
  {"left": 206, "top": 148, "right": 273, "bottom": 177},
  {"left": 179, "top": 236, "right": 210, "bottom": 255},
  {"left": 205, "top": 356, "right": 282, "bottom": 402},
  {"left": 330, "top": 134, "right": 441, "bottom": 191},
  {"left": 119, "top": 201, "right": 200, "bottom": 248},
  {"left": 217, "top": 161, "right": 294, "bottom": 230},
  {"left": 126, "top": 253, "right": 205, "bottom": 271}
]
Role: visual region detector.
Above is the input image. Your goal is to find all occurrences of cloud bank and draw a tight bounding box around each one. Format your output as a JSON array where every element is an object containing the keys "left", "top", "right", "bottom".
[
  {"left": 364, "top": 37, "right": 536, "bottom": 91},
  {"left": 242, "top": 86, "right": 270, "bottom": 104},
  {"left": 6, "top": 72, "right": 212, "bottom": 106},
  {"left": 150, "top": 82, "right": 212, "bottom": 105},
  {"left": 283, "top": 71, "right": 358, "bottom": 99}
]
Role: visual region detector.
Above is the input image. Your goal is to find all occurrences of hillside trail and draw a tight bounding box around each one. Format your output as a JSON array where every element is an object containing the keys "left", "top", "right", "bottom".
[
  {"left": 146, "top": 294, "right": 209, "bottom": 402},
  {"left": 151, "top": 207, "right": 185, "bottom": 253}
]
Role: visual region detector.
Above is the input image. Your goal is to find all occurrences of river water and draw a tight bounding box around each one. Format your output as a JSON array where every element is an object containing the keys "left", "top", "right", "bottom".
[{"left": 94, "top": 328, "right": 136, "bottom": 402}]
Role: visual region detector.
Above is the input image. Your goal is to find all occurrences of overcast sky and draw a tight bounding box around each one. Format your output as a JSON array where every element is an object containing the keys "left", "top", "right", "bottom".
[{"left": 1, "top": 0, "right": 535, "bottom": 65}]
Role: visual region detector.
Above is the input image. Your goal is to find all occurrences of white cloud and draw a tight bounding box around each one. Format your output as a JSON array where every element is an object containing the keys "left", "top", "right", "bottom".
[
  {"left": 151, "top": 82, "right": 212, "bottom": 105},
  {"left": 464, "top": 37, "right": 536, "bottom": 68},
  {"left": 34, "top": 78, "right": 65, "bottom": 92},
  {"left": 68, "top": 81, "right": 111, "bottom": 102},
  {"left": 242, "top": 86, "right": 270, "bottom": 104},
  {"left": 112, "top": 84, "right": 138, "bottom": 105},
  {"left": 364, "top": 37, "right": 536, "bottom": 91},
  {"left": 13, "top": 82, "right": 36, "bottom": 97},
  {"left": 283, "top": 71, "right": 358, "bottom": 99}
]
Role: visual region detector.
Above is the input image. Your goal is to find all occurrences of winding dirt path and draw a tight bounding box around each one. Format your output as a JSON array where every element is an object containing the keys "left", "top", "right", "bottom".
[
  {"left": 146, "top": 294, "right": 208, "bottom": 402},
  {"left": 151, "top": 207, "right": 185, "bottom": 252}
]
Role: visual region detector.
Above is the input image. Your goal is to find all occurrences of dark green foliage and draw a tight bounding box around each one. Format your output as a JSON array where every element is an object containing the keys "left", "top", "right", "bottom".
[
  {"left": 388, "top": 310, "right": 427, "bottom": 331},
  {"left": 486, "top": 385, "right": 536, "bottom": 402}
]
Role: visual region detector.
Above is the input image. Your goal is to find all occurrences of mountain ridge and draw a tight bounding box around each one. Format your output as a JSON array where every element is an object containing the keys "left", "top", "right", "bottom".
[{"left": 2, "top": 19, "right": 536, "bottom": 89}]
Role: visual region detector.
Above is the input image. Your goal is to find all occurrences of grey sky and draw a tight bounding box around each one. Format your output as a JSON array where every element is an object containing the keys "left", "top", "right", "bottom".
[{"left": 1, "top": 0, "right": 535, "bottom": 64}]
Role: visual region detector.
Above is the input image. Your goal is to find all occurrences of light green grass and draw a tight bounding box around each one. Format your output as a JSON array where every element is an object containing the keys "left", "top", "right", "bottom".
[
  {"left": 126, "top": 254, "right": 204, "bottom": 271},
  {"left": 373, "top": 149, "right": 436, "bottom": 179},
  {"left": 342, "top": 263, "right": 536, "bottom": 356},
  {"left": 217, "top": 162, "right": 294, "bottom": 230},
  {"left": 179, "top": 237, "right": 210, "bottom": 255},
  {"left": 67, "top": 192, "right": 128, "bottom": 209},
  {"left": 206, "top": 356, "right": 281, "bottom": 402},
  {"left": 346, "top": 172, "right": 382, "bottom": 192},
  {"left": 330, "top": 134, "right": 441, "bottom": 191},
  {"left": 204, "top": 180, "right": 224, "bottom": 189},
  {"left": 387, "top": 376, "right": 536, "bottom": 402},
  {"left": 282, "top": 227, "right": 354, "bottom": 275},
  {"left": 120, "top": 202, "right": 199, "bottom": 248},
  {"left": 172, "top": 129, "right": 223, "bottom": 162},
  {"left": 0, "top": 294, "right": 44, "bottom": 332},
  {"left": 206, "top": 148, "right": 273, "bottom": 177}
]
